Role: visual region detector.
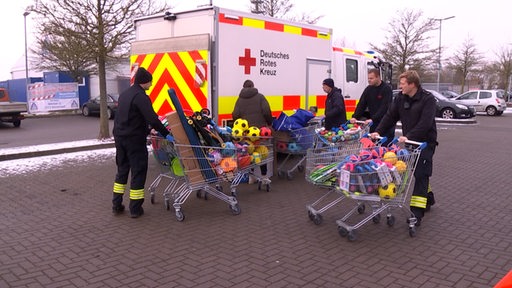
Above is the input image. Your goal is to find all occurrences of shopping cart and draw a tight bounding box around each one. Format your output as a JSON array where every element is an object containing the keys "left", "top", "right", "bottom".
[
  {"left": 332, "top": 138, "right": 426, "bottom": 241},
  {"left": 314, "top": 120, "right": 371, "bottom": 148},
  {"left": 275, "top": 123, "right": 319, "bottom": 180},
  {"left": 305, "top": 134, "right": 377, "bottom": 226},
  {"left": 148, "top": 136, "right": 184, "bottom": 211},
  {"left": 149, "top": 136, "right": 241, "bottom": 222},
  {"left": 228, "top": 136, "right": 274, "bottom": 196}
]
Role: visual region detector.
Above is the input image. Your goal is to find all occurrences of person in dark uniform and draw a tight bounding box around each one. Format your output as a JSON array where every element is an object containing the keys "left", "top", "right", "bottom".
[
  {"left": 322, "top": 78, "right": 347, "bottom": 130},
  {"left": 371, "top": 70, "right": 437, "bottom": 226},
  {"left": 350, "top": 68, "right": 394, "bottom": 145},
  {"left": 111, "top": 67, "right": 173, "bottom": 218}
]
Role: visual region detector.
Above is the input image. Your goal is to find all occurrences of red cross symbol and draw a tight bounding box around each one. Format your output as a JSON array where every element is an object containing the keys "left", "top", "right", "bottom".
[{"left": 238, "top": 48, "right": 256, "bottom": 74}]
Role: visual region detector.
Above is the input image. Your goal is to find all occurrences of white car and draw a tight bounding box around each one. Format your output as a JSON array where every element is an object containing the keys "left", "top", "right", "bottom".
[{"left": 452, "top": 89, "right": 507, "bottom": 116}]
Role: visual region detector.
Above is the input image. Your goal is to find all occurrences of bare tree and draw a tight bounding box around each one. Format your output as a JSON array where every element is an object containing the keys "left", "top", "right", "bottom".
[
  {"left": 494, "top": 46, "right": 512, "bottom": 92},
  {"left": 31, "top": 0, "right": 168, "bottom": 139},
  {"left": 250, "top": 0, "right": 322, "bottom": 24},
  {"left": 369, "top": 9, "right": 438, "bottom": 84},
  {"left": 446, "top": 37, "right": 483, "bottom": 94}
]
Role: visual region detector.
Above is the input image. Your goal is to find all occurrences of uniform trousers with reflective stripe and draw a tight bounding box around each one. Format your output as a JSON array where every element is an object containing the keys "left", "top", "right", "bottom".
[
  {"left": 410, "top": 143, "right": 436, "bottom": 219},
  {"left": 113, "top": 135, "right": 148, "bottom": 211}
]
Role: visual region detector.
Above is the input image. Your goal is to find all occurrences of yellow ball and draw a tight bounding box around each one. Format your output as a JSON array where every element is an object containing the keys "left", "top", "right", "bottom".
[
  {"left": 378, "top": 183, "right": 396, "bottom": 199},
  {"left": 254, "top": 145, "right": 269, "bottom": 159},
  {"left": 383, "top": 151, "right": 397, "bottom": 165},
  {"left": 394, "top": 160, "right": 407, "bottom": 173},
  {"left": 251, "top": 152, "right": 262, "bottom": 164}
]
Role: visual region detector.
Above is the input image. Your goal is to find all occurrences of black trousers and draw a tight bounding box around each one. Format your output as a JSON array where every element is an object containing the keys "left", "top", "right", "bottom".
[
  {"left": 114, "top": 136, "right": 148, "bottom": 191},
  {"left": 411, "top": 143, "right": 436, "bottom": 216}
]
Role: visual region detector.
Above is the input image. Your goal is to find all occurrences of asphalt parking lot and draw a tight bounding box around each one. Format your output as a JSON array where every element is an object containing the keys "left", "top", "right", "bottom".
[{"left": 1, "top": 114, "right": 512, "bottom": 287}]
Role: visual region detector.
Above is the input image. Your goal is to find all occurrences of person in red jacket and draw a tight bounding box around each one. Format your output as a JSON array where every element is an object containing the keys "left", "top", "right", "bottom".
[{"left": 112, "top": 67, "right": 173, "bottom": 218}]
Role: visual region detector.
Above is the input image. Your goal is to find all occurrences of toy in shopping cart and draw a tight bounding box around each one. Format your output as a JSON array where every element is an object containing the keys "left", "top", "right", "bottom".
[{"left": 333, "top": 138, "right": 426, "bottom": 241}]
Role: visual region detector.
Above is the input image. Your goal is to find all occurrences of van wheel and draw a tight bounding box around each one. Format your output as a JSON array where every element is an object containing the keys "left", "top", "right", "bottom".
[{"left": 486, "top": 106, "right": 497, "bottom": 116}]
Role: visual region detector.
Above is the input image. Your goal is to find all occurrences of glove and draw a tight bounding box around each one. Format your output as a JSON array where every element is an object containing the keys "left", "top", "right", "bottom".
[{"left": 165, "top": 134, "right": 174, "bottom": 142}]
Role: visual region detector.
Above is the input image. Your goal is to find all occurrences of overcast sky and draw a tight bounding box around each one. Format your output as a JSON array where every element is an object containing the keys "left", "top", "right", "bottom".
[{"left": 1, "top": 0, "right": 510, "bottom": 80}]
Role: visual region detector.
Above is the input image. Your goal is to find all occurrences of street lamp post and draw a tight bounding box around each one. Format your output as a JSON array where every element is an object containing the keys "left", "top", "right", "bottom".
[
  {"left": 23, "top": 11, "right": 30, "bottom": 95},
  {"left": 433, "top": 16, "right": 455, "bottom": 92}
]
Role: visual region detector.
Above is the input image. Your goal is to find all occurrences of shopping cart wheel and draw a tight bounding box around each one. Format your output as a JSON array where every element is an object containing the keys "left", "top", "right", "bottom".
[
  {"left": 150, "top": 193, "right": 155, "bottom": 204},
  {"left": 265, "top": 184, "right": 270, "bottom": 192},
  {"left": 257, "top": 180, "right": 262, "bottom": 191},
  {"left": 286, "top": 171, "right": 294, "bottom": 180},
  {"left": 312, "top": 214, "right": 323, "bottom": 225},
  {"left": 297, "top": 165, "right": 304, "bottom": 172},
  {"left": 357, "top": 204, "right": 365, "bottom": 214},
  {"left": 308, "top": 210, "right": 315, "bottom": 221},
  {"left": 196, "top": 190, "right": 202, "bottom": 198},
  {"left": 231, "top": 191, "right": 238, "bottom": 198},
  {"left": 338, "top": 226, "right": 349, "bottom": 237},
  {"left": 372, "top": 214, "right": 381, "bottom": 224},
  {"left": 386, "top": 215, "right": 395, "bottom": 227},
  {"left": 165, "top": 200, "right": 170, "bottom": 211},
  {"left": 347, "top": 230, "right": 357, "bottom": 242},
  {"left": 278, "top": 170, "right": 285, "bottom": 179},
  {"left": 175, "top": 210, "right": 185, "bottom": 222},
  {"left": 409, "top": 226, "right": 417, "bottom": 237},
  {"left": 230, "top": 204, "right": 241, "bottom": 215}
]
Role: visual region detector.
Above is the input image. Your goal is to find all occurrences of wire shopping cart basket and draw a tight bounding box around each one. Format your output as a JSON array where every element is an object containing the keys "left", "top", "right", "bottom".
[
  {"left": 275, "top": 123, "right": 319, "bottom": 180},
  {"left": 331, "top": 138, "right": 426, "bottom": 241}
]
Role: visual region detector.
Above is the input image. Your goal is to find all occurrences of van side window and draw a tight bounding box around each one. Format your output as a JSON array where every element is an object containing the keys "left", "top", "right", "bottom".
[{"left": 345, "top": 59, "right": 358, "bottom": 83}]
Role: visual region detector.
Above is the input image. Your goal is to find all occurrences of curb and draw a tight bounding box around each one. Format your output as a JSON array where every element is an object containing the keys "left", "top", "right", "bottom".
[{"left": 0, "top": 142, "right": 115, "bottom": 161}]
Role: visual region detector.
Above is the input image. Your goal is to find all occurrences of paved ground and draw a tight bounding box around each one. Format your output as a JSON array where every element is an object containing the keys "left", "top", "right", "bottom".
[{"left": 1, "top": 115, "right": 512, "bottom": 287}]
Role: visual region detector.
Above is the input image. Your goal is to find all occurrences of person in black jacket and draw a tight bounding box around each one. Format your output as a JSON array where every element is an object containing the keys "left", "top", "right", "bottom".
[
  {"left": 322, "top": 78, "right": 347, "bottom": 130},
  {"left": 350, "top": 68, "right": 394, "bottom": 145},
  {"left": 112, "top": 67, "right": 173, "bottom": 218},
  {"left": 371, "top": 70, "right": 437, "bottom": 226}
]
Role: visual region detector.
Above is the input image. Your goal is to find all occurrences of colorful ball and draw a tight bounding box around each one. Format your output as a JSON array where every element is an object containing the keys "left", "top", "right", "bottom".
[
  {"left": 254, "top": 145, "right": 269, "bottom": 159},
  {"left": 378, "top": 183, "right": 397, "bottom": 199},
  {"left": 251, "top": 152, "right": 262, "bottom": 164},
  {"left": 397, "top": 149, "right": 410, "bottom": 157},
  {"left": 287, "top": 142, "right": 299, "bottom": 152},
  {"left": 221, "top": 142, "right": 236, "bottom": 157},
  {"left": 238, "top": 154, "right": 252, "bottom": 168},
  {"left": 345, "top": 154, "right": 360, "bottom": 163},
  {"left": 383, "top": 151, "right": 398, "bottom": 165},
  {"left": 207, "top": 150, "right": 222, "bottom": 164},
  {"left": 394, "top": 160, "right": 407, "bottom": 173},
  {"left": 277, "top": 141, "right": 287, "bottom": 152},
  {"left": 231, "top": 127, "right": 244, "bottom": 141},
  {"left": 220, "top": 157, "right": 237, "bottom": 172},
  {"left": 247, "top": 126, "right": 261, "bottom": 142},
  {"left": 259, "top": 126, "right": 272, "bottom": 137},
  {"left": 233, "top": 118, "right": 248, "bottom": 130}
]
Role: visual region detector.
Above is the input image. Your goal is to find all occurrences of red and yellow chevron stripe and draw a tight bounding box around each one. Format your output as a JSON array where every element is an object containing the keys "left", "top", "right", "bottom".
[
  {"left": 130, "top": 50, "right": 208, "bottom": 116},
  {"left": 219, "top": 13, "right": 330, "bottom": 40}
]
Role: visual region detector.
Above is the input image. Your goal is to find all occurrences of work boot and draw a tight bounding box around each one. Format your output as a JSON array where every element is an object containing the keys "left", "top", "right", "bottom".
[
  {"left": 112, "top": 193, "right": 125, "bottom": 215},
  {"left": 410, "top": 207, "right": 424, "bottom": 227},
  {"left": 129, "top": 199, "right": 145, "bottom": 218},
  {"left": 425, "top": 191, "right": 436, "bottom": 212}
]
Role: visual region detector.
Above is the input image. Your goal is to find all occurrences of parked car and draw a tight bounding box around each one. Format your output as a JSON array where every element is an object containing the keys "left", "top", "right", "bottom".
[
  {"left": 393, "top": 90, "right": 475, "bottom": 119},
  {"left": 82, "top": 94, "right": 119, "bottom": 119},
  {"left": 440, "top": 90, "right": 459, "bottom": 99},
  {"left": 452, "top": 89, "right": 507, "bottom": 116}
]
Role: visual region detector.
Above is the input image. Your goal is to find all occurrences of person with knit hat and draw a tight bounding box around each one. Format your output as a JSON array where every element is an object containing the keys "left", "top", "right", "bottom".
[
  {"left": 322, "top": 78, "right": 347, "bottom": 130},
  {"left": 111, "top": 67, "right": 173, "bottom": 218}
]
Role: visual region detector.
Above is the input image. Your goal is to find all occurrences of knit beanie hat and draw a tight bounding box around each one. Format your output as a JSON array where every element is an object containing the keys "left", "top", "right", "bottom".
[
  {"left": 134, "top": 67, "right": 153, "bottom": 84},
  {"left": 322, "top": 78, "right": 334, "bottom": 88}
]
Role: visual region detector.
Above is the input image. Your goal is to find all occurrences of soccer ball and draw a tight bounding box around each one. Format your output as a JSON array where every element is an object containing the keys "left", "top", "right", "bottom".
[
  {"left": 231, "top": 127, "right": 244, "bottom": 141},
  {"left": 394, "top": 160, "right": 407, "bottom": 173},
  {"left": 358, "top": 150, "right": 372, "bottom": 161},
  {"left": 372, "top": 146, "right": 387, "bottom": 159},
  {"left": 233, "top": 118, "right": 249, "bottom": 131},
  {"left": 247, "top": 126, "right": 261, "bottom": 142},
  {"left": 251, "top": 152, "right": 262, "bottom": 164},
  {"left": 221, "top": 142, "right": 236, "bottom": 157},
  {"left": 260, "top": 126, "right": 272, "bottom": 137},
  {"left": 254, "top": 145, "right": 269, "bottom": 159},
  {"left": 378, "top": 183, "right": 397, "bottom": 199}
]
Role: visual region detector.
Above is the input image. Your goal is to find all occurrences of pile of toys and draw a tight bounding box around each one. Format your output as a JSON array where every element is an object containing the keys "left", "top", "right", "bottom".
[
  {"left": 315, "top": 122, "right": 365, "bottom": 145},
  {"left": 308, "top": 143, "right": 410, "bottom": 199},
  {"left": 206, "top": 118, "right": 272, "bottom": 175}
]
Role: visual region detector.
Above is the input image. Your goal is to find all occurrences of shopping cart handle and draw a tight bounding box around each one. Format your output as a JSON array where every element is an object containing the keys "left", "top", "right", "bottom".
[{"left": 391, "top": 137, "right": 427, "bottom": 149}]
